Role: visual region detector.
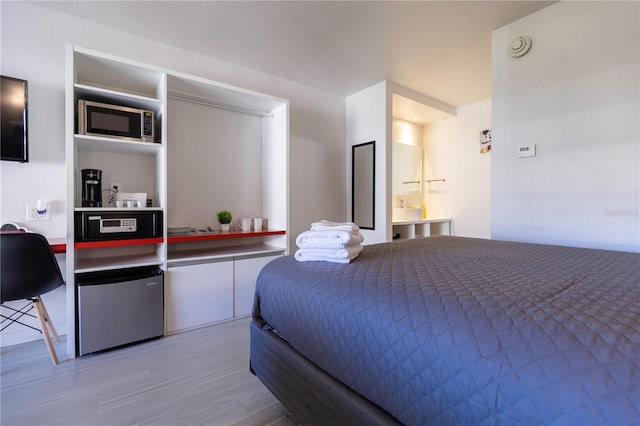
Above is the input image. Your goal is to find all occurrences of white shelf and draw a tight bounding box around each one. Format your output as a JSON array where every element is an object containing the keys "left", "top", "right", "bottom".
[
  {"left": 167, "top": 243, "right": 285, "bottom": 267},
  {"left": 75, "top": 253, "right": 164, "bottom": 274},
  {"left": 391, "top": 217, "right": 452, "bottom": 225},
  {"left": 74, "top": 47, "right": 165, "bottom": 100},
  {"left": 74, "top": 134, "right": 163, "bottom": 154},
  {"left": 74, "top": 83, "right": 163, "bottom": 112},
  {"left": 167, "top": 74, "right": 285, "bottom": 116}
]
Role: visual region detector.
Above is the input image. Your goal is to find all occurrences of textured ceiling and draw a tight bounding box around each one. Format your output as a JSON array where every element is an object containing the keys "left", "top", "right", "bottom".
[{"left": 33, "top": 1, "right": 553, "bottom": 109}]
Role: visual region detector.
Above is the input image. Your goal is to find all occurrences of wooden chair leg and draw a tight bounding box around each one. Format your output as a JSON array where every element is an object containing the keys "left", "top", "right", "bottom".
[
  {"left": 32, "top": 297, "right": 59, "bottom": 365},
  {"left": 34, "top": 296, "right": 60, "bottom": 343}
]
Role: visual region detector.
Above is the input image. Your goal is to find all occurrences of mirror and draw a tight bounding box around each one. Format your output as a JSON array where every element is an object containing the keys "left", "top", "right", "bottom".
[
  {"left": 352, "top": 141, "right": 375, "bottom": 229},
  {"left": 392, "top": 142, "right": 422, "bottom": 195}
]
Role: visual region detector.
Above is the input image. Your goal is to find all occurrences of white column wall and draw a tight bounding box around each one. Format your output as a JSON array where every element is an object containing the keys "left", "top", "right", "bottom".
[{"left": 346, "top": 81, "right": 391, "bottom": 244}]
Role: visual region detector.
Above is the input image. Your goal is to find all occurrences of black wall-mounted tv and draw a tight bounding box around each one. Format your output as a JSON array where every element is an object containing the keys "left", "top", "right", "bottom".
[{"left": 1, "top": 75, "right": 29, "bottom": 162}]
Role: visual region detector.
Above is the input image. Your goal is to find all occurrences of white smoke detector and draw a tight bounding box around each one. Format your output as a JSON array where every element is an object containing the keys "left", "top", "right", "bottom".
[{"left": 509, "top": 36, "right": 532, "bottom": 58}]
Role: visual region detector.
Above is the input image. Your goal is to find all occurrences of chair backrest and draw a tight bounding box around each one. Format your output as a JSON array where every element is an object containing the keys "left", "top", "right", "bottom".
[{"left": 0, "top": 233, "right": 65, "bottom": 303}]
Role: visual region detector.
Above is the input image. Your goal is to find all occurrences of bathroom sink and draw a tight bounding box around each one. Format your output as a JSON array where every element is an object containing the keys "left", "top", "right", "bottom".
[{"left": 393, "top": 208, "right": 423, "bottom": 222}]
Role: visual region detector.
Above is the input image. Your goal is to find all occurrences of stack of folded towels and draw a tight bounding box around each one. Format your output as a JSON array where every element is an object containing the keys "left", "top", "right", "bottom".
[{"left": 295, "top": 220, "right": 364, "bottom": 264}]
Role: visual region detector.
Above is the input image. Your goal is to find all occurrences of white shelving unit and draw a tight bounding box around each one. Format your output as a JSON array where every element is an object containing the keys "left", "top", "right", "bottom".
[
  {"left": 392, "top": 218, "right": 452, "bottom": 240},
  {"left": 65, "top": 45, "right": 167, "bottom": 359},
  {"left": 65, "top": 45, "right": 289, "bottom": 359}
]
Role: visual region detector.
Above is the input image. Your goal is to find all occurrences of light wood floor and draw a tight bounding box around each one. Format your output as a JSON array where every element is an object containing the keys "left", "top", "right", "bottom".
[{"left": 1, "top": 317, "right": 297, "bottom": 425}]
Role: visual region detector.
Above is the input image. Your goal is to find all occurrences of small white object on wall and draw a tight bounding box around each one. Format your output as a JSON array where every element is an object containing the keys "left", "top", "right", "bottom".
[
  {"left": 517, "top": 144, "right": 536, "bottom": 158},
  {"left": 26, "top": 201, "right": 50, "bottom": 221},
  {"left": 479, "top": 129, "right": 492, "bottom": 154},
  {"left": 509, "top": 36, "right": 532, "bottom": 58}
]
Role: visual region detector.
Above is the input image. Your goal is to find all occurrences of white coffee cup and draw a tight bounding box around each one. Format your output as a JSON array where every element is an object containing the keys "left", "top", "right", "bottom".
[
  {"left": 136, "top": 200, "right": 145, "bottom": 208},
  {"left": 115, "top": 200, "right": 123, "bottom": 208},
  {"left": 126, "top": 200, "right": 135, "bottom": 208},
  {"left": 241, "top": 217, "right": 252, "bottom": 231},
  {"left": 253, "top": 218, "right": 262, "bottom": 231}
]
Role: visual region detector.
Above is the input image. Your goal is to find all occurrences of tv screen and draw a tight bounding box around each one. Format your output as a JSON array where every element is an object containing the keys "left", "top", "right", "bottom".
[{"left": 1, "top": 75, "right": 28, "bottom": 162}]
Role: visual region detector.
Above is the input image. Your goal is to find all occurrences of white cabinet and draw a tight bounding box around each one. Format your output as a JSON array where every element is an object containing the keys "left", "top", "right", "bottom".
[
  {"left": 234, "top": 255, "right": 280, "bottom": 317},
  {"left": 165, "top": 253, "right": 281, "bottom": 333},
  {"left": 165, "top": 261, "right": 234, "bottom": 334}
]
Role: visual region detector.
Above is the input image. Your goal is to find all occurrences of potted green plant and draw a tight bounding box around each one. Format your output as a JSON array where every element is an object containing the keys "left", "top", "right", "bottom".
[{"left": 217, "top": 210, "right": 233, "bottom": 232}]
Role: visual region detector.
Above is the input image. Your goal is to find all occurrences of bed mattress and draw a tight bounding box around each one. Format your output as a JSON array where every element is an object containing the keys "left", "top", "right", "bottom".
[{"left": 252, "top": 236, "right": 640, "bottom": 425}]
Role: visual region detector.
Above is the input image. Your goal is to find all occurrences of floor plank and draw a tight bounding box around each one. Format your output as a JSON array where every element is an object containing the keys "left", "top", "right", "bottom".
[{"left": 1, "top": 317, "right": 296, "bottom": 425}]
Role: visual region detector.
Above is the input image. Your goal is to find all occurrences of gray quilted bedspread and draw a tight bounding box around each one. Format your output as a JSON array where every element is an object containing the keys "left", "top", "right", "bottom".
[{"left": 253, "top": 236, "right": 640, "bottom": 425}]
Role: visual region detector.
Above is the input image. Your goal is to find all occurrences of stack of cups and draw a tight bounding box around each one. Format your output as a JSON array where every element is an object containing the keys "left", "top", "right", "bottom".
[{"left": 240, "top": 217, "right": 267, "bottom": 231}]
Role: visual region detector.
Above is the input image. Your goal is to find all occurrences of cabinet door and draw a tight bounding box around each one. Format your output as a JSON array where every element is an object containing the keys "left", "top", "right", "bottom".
[
  {"left": 234, "top": 255, "right": 281, "bottom": 317},
  {"left": 165, "top": 261, "right": 233, "bottom": 334}
]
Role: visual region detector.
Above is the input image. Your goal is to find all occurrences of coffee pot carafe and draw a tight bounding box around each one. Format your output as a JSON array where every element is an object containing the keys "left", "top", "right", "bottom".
[{"left": 81, "top": 168, "right": 102, "bottom": 207}]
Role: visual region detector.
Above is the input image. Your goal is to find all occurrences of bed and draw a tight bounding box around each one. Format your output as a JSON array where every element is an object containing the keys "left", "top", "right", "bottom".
[{"left": 250, "top": 236, "right": 640, "bottom": 425}]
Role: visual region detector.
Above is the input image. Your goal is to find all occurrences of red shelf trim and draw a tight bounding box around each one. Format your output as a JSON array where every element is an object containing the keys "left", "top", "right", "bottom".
[
  {"left": 167, "top": 229, "right": 286, "bottom": 243},
  {"left": 75, "top": 237, "right": 164, "bottom": 250},
  {"left": 47, "top": 230, "right": 286, "bottom": 252},
  {"left": 48, "top": 238, "right": 67, "bottom": 254}
]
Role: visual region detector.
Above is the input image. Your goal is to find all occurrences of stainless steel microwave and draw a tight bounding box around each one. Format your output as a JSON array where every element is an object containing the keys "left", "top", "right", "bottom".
[{"left": 77, "top": 99, "right": 154, "bottom": 142}]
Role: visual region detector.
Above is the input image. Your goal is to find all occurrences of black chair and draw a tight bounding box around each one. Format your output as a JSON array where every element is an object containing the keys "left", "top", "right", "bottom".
[{"left": 1, "top": 232, "right": 65, "bottom": 364}]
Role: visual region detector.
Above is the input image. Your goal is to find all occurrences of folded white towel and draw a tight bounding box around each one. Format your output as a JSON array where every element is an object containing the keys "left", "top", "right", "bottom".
[
  {"left": 310, "top": 220, "right": 360, "bottom": 233},
  {"left": 296, "top": 230, "right": 364, "bottom": 249},
  {"left": 300, "top": 245, "right": 363, "bottom": 259},
  {"left": 294, "top": 245, "right": 363, "bottom": 264}
]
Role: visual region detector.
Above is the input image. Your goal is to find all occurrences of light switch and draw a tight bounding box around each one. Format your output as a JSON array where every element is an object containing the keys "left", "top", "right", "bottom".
[{"left": 517, "top": 144, "right": 536, "bottom": 158}]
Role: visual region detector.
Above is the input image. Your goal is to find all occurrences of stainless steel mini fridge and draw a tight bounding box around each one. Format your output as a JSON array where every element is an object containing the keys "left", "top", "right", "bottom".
[{"left": 76, "top": 266, "right": 164, "bottom": 356}]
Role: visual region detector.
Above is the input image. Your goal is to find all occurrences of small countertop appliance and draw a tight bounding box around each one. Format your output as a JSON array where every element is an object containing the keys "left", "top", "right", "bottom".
[{"left": 81, "top": 168, "right": 102, "bottom": 207}]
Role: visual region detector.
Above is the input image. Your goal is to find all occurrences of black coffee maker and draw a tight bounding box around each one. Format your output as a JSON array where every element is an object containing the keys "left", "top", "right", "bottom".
[{"left": 81, "top": 168, "right": 102, "bottom": 207}]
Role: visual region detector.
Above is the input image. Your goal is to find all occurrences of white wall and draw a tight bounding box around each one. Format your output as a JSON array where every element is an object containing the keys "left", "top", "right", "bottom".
[
  {"left": 346, "top": 81, "right": 391, "bottom": 244},
  {"left": 423, "top": 100, "right": 492, "bottom": 238},
  {"left": 0, "top": 2, "right": 345, "bottom": 345},
  {"left": 491, "top": 1, "right": 639, "bottom": 252},
  {"left": 167, "top": 100, "right": 264, "bottom": 228}
]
